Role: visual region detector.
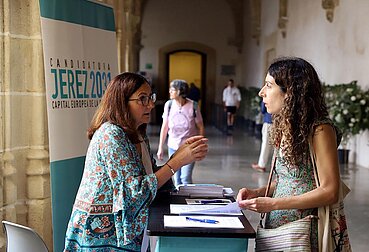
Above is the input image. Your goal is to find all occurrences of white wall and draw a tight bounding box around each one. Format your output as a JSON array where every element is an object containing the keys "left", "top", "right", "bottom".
[
  {"left": 242, "top": 0, "right": 369, "bottom": 167},
  {"left": 140, "top": 0, "right": 241, "bottom": 103}
]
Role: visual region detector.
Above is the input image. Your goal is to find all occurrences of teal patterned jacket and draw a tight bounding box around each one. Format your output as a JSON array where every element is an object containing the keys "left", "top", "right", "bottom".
[{"left": 64, "top": 122, "right": 171, "bottom": 251}]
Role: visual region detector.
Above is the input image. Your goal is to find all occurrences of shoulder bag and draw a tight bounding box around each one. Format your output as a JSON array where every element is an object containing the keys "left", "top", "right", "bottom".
[{"left": 309, "top": 139, "right": 352, "bottom": 252}]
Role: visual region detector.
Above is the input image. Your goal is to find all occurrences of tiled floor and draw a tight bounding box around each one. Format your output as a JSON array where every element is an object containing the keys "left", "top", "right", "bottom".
[{"left": 148, "top": 125, "right": 368, "bottom": 251}]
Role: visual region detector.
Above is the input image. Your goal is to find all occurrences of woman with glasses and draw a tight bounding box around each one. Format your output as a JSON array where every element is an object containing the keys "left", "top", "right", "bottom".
[
  {"left": 157, "top": 79, "right": 205, "bottom": 187},
  {"left": 64, "top": 73, "right": 208, "bottom": 252}
]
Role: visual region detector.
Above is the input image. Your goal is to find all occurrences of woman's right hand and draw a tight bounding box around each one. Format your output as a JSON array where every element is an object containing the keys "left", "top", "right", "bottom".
[
  {"left": 237, "top": 187, "right": 269, "bottom": 212},
  {"left": 170, "top": 136, "right": 208, "bottom": 168}
]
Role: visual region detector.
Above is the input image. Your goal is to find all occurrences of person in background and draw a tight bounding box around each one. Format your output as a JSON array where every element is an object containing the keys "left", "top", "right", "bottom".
[
  {"left": 187, "top": 82, "right": 201, "bottom": 102},
  {"left": 157, "top": 79, "right": 205, "bottom": 187},
  {"left": 64, "top": 73, "right": 208, "bottom": 252},
  {"left": 251, "top": 101, "right": 273, "bottom": 172},
  {"left": 222, "top": 79, "right": 241, "bottom": 135},
  {"left": 237, "top": 57, "right": 342, "bottom": 251}
]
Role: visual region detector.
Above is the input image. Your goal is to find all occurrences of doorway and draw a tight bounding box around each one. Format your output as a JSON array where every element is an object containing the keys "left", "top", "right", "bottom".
[
  {"left": 167, "top": 50, "right": 206, "bottom": 119},
  {"left": 157, "top": 42, "right": 216, "bottom": 125}
]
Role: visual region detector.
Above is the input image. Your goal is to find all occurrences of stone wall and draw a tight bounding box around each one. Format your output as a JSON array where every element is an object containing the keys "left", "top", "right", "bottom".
[{"left": 0, "top": 0, "right": 51, "bottom": 251}]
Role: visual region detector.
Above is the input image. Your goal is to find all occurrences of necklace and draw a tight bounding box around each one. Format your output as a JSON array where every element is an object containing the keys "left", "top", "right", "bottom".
[{"left": 176, "top": 99, "right": 186, "bottom": 113}]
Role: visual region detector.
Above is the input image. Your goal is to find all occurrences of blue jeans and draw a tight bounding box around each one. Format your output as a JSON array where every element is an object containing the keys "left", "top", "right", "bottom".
[{"left": 168, "top": 147, "right": 195, "bottom": 187}]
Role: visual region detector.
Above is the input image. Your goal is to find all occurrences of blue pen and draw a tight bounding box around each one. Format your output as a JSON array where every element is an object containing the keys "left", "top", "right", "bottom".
[{"left": 185, "top": 217, "right": 219, "bottom": 224}]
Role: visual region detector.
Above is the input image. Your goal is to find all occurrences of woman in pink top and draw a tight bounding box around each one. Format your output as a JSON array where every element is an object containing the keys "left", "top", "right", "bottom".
[{"left": 157, "top": 80, "right": 205, "bottom": 187}]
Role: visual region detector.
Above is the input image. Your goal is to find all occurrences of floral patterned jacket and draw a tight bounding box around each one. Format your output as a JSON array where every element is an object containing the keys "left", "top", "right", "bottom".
[{"left": 64, "top": 122, "right": 170, "bottom": 251}]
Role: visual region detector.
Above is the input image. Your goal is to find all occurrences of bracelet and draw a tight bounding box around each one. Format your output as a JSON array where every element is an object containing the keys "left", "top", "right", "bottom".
[{"left": 166, "top": 162, "right": 175, "bottom": 175}]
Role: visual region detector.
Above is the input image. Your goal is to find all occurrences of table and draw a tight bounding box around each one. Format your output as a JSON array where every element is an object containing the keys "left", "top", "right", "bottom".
[{"left": 147, "top": 193, "right": 256, "bottom": 252}]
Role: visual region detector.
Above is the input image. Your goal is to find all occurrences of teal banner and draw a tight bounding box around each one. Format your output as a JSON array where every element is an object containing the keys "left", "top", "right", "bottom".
[
  {"left": 39, "top": 0, "right": 115, "bottom": 31},
  {"left": 50, "top": 157, "right": 85, "bottom": 251},
  {"left": 39, "top": 0, "right": 118, "bottom": 251}
]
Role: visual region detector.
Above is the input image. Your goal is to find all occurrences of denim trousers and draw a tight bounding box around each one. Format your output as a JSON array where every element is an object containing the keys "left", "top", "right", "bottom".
[{"left": 168, "top": 147, "right": 195, "bottom": 187}]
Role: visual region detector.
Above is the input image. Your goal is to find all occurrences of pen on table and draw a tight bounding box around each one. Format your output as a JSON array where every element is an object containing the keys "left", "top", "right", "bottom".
[{"left": 185, "top": 217, "right": 219, "bottom": 224}]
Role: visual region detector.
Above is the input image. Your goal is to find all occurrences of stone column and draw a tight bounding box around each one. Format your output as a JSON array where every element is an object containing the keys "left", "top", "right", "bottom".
[
  {"left": 112, "top": 0, "right": 125, "bottom": 72},
  {"left": 122, "top": 0, "right": 143, "bottom": 72},
  {"left": 96, "top": 0, "right": 143, "bottom": 73},
  {"left": 1, "top": 0, "right": 18, "bottom": 250},
  {"left": 0, "top": 0, "right": 5, "bottom": 248},
  {"left": 278, "top": 0, "right": 288, "bottom": 38},
  {"left": 25, "top": 0, "right": 52, "bottom": 250},
  {"left": 226, "top": 0, "right": 244, "bottom": 53},
  {"left": 250, "top": 0, "right": 261, "bottom": 45}
]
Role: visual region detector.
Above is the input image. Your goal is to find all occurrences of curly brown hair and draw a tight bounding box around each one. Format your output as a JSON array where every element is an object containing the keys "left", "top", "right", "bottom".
[
  {"left": 268, "top": 57, "right": 329, "bottom": 166},
  {"left": 87, "top": 72, "right": 149, "bottom": 143}
]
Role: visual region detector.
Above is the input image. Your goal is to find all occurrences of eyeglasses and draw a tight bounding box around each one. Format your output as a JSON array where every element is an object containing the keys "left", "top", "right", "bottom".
[{"left": 129, "top": 93, "right": 156, "bottom": 106}]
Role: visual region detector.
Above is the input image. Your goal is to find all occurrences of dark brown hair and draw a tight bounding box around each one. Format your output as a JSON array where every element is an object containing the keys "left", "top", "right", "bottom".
[
  {"left": 268, "top": 57, "right": 328, "bottom": 166},
  {"left": 87, "top": 72, "right": 149, "bottom": 143}
]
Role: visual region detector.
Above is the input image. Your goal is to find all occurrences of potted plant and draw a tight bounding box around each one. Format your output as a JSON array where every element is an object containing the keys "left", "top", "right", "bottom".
[
  {"left": 323, "top": 81, "right": 369, "bottom": 163},
  {"left": 238, "top": 86, "right": 261, "bottom": 134},
  {"left": 249, "top": 88, "right": 263, "bottom": 138}
]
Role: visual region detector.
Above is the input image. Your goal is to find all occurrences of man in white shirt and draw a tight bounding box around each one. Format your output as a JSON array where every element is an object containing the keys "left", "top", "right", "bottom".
[{"left": 222, "top": 79, "right": 241, "bottom": 135}]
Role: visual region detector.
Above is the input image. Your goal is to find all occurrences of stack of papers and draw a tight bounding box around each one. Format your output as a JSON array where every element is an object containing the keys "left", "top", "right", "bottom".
[
  {"left": 174, "top": 184, "right": 225, "bottom": 197},
  {"left": 185, "top": 198, "right": 232, "bottom": 205},
  {"left": 164, "top": 215, "right": 244, "bottom": 229},
  {"left": 165, "top": 201, "right": 244, "bottom": 229}
]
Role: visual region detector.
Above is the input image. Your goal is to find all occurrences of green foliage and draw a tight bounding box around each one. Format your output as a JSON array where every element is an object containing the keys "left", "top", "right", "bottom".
[
  {"left": 323, "top": 81, "right": 369, "bottom": 145},
  {"left": 249, "top": 87, "right": 262, "bottom": 117},
  {"left": 238, "top": 86, "right": 262, "bottom": 120}
]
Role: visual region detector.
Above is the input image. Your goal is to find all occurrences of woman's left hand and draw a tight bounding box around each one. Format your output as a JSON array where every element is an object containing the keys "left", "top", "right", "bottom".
[
  {"left": 238, "top": 197, "right": 276, "bottom": 213},
  {"left": 170, "top": 136, "right": 208, "bottom": 167}
]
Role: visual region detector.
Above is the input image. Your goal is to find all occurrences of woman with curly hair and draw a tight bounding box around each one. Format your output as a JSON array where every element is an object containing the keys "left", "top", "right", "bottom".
[{"left": 237, "top": 57, "right": 342, "bottom": 251}]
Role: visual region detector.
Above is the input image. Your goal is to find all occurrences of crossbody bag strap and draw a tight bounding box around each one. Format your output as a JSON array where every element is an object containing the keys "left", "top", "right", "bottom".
[
  {"left": 308, "top": 136, "right": 320, "bottom": 187},
  {"left": 259, "top": 148, "right": 277, "bottom": 225},
  {"left": 309, "top": 134, "right": 333, "bottom": 252}
]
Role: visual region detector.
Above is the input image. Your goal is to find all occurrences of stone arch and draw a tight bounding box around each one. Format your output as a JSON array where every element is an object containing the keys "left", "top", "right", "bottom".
[{"left": 158, "top": 42, "right": 216, "bottom": 121}]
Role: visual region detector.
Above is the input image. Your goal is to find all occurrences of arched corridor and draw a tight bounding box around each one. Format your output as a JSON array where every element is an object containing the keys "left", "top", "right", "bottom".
[{"left": 2, "top": 0, "right": 369, "bottom": 250}]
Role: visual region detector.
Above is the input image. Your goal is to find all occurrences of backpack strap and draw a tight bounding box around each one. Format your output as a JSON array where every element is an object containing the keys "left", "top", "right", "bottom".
[
  {"left": 167, "top": 100, "right": 173, "bottom": 115},
  {"left": 192, "top": 101, "right": 198, "bottom": 118}
]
